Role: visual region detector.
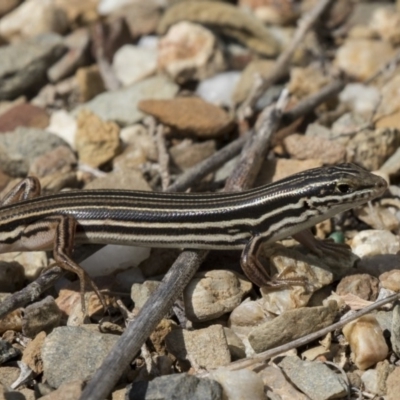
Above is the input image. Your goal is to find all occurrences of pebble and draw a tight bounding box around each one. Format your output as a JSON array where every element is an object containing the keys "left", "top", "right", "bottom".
[
  {"left": 0, "top": 305, "right": 22, "bottom": 334},
  {"left": 283, "top": 133, "right": 346, "bottom": 164},
  {"left": 248, "top": 301, "right": 338, "bottom": 353},
  {"left": 259, "top": 365, "right": 308, "bottom": 400},
  {"left": 0, "top": 339, "right": 21, "bottom": 364},
  {"left": 391, "top": 303, "right": 400, "bottom": 357},
  {"left": 158, "top": 21, "right": 226, "bottom": 84},
  {"left": 166, "top": 325, "right": 231, "bottom": 369},
  {"left": 0, "top": 127, "right": 69, "bottom": 177},
  {"left": 113, "top": 44, "right": 157, "bottom": 86},
  {"left": 75, "top": 109, "right": 120, "bottom": 168},
  {"left": 288, "top": 64, "right": 330, "bottom": 99},
  {"left": 278, "top": 356, "right": 347, "bottom": 400},
  {"left": 196, "top": 72, "right": 242, "bottom": 107},
  {"left": 0, "top": 103, "right": 49, "bottom": 133},
  {"left": 183, "top": 270, "right": 252, "bottom": 322},
  {"left": 376, "top": 74, "right": 400, "bottom": 118},
  {"left": 75, "top": 64, "right": 105, "bottom": 103},
  {"left": 351, "top": 230, "right": 400, "bottom": 258},
  {"left": 46, "top": 110, "right": 77, "bottom": 148},
  {"left": 0, "top": 0, "right": 68, "bottom": 42},
  {"left": 339, "top": 83, "right": 381, "bottom": 116},
  {"left": 0, "top": 33, "right": 65, "bottom": 100},
  {"left": 210, "top": 369, "right": 266, "bottom": 400},
  {"left": 336, "top": 274, "right": 379, "bottom": 301},
  {"left": 42, "top": 326, "right": 119, "bottom": 388},
  {"left": 343, "top": 315, "right": 388, "bottom": 370},
  {"left": 170, "top": 140, "right": 216, "bottom": 171},
  {"left": 21, "top": 296, "right": 62, "bottom": 338},
  {"left": 158, "top": 1, "right": 279, "bottom": 57},
  {"left": 223, "top": 328, "right": 246, "bottom": 360},
  {"left": 126, "top": 373, "right": 222, "bottom": 400},
  {"left": 131, "top": 281, "right": 161, "bottom": 310},
  {"left": 387, "top": 367, "right": 400, "bottom": 400},
  {"left": 81, "top": 244, "right": 150, "bottom": 278},
  {"left": 335, "top": 38, "right": 396, "bottom": 81},
  {"left": 21, "top": 331, "right": 46, "bottom": 374},
  {"left": 380, "top": 270, "right": 400, "bottom": 292},
  {"left": 139, "top": 97, "right": 234, "bottom": 138},
  {"left": 228, "top": 300, "right": 274, "bottom": 337},
  {"left": 74, "top": 75, "right": 179, "bottom": 126},
  {"left": 370, "top": 8, "right": 400, "bottom": 45}
]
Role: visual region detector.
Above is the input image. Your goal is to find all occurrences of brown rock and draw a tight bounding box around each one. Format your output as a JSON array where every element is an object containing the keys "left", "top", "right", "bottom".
[
  {"left": 75, "top": 109, "right": 120, "bottom": 168},
  {"left": 139, "top": 97, "right": 234, "bottom": 138},
  {"left": 0, "top": 103, "right": 49, "bottom": 133},
  {"left": 288, "top": 65, "right": 331, "bottom": 99},
  {"left": 22, "top": 331, "right": 46, "bottom": 374},
  {"left": 380, "top": 270, "right": 400, "bottom": 292},
  {"left": 370, "top": 8, "right": 400, "bottom": 45},
  {"left": 335, "top": 39, "right": 396, "bottom": 81},
  {"left": 387, "top": 367, "right": 400, "bottom": 400},
  {"left": 336, "top": 274, "right": 379, "bottom": 301},
  {"left": 283, "top": 134, "right": 346, "bottom": 164},
  {"left": 75, "top": 65, "right": 105, "bottom": 103}
]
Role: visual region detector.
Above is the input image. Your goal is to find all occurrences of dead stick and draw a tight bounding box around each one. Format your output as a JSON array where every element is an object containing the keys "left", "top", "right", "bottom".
[{"left": 80, "top": 103, "right": 283, "bottom": 400}]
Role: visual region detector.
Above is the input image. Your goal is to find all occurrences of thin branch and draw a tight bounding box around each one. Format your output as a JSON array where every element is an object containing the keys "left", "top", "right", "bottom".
[
  {"left": 80, "top": 103, "right": 283, "bottom": 400},
  {"left": 238, "top": 0, "right": 335, "bottom": 119}
]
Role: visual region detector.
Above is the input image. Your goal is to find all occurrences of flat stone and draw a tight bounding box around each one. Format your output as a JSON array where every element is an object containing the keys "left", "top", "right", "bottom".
[
  {"left": 139, "top": 97, "right": 234, "bottom": 138},
  {"left": 0, "top": 33, "right": 65, "bottom": 100},
  {"left": 248, "top": 301, "right": 338, "bottom": 353},
  {"left": 165, "top": 325, "right": 231, "bottom": 369},
  {"left": 74, "top": 75, "right": 178, "bottom": 126},
  {"left": 0, "top": 127, "right": 69, "bottom": 177},
  {"left": 0, "top": 103, "right": 49, "bottom": 133},
  {"left": 126, "top": 373, "right": 222, "bottom": 400},
  {"left": 278, "top": 356, "right": 347, "bottom": 400},
  {"left": 42, "top": 326, "right": 119, "bottom": 388}
]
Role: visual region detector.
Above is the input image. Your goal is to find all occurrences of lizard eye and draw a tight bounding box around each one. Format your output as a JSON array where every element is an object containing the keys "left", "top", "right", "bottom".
[{"left": 337, "top": 183, "right": 351, "bottom": 194}]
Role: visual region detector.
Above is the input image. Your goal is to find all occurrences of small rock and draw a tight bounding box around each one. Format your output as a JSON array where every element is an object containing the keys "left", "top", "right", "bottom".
[
  {"left": 391, "top": 303, "right": 400, "bottom": 357},
  {"left": 278, "top": 356, "right": 347, "bottom": 400},
  {"left": 139, "top": 97, "right": 234, "bottom": 138},
  {"left": 170, "top": 140, "right": 216, "bottom": 170},
  {"left": 42, "top": 326, "right": 119, "bottom": 388},
  {"left": 158, "top": 1, "right": 279, "bottom": 57},
  {"left": 335, "top": 39, "right": 396, "bottom": 81},
  {"left": 0, "top": 339, "right": 21, "bottom": 365},
  {"left": 84, "top": 169, "right": 151, "bottom": 191},
  {"left": 0, "top": 33, "right": 65, "bottom": 101},
  {"left": 196, "top": 72, "right": 242, "bottom": 107},
  {"left": 336, "top": 274, "right": 379, "bottom": 301},
  {"left": 283, "top": 133, "right": 346, "bottom": 164},
  {"left": 228, "top": 300, "right": 274, "bottom": 337},
  {"left": 22, "top": 296, "right": 62, "bottom": 338},
  {"left": 380, "top": 270, "right": 400, "bottom": 292},
  {"left": 223, "top": 328, "right": 246, "bottom": 360},
  {"left": 158, "top": 21, "right": 226, "bottom": 84},
  {"left": 126, "top": 373, "right": 223, "bottom": 400},
  {"left": 46, "top": 110, "right": 77, "bottom": 148},
  {"left": 75, "top": 109, "right": 120, "bottom": 168},
  {"left": 0, "top": 127, "right": 69, "bottom": 177},
  {"left": 376, "top": 75, "right": 400, "bottom": 118},
  {"left": 149, "top": 319, "right": 177, "bottom": 355},
  {"left": 232, "top": 60, "right": 276, "bottom": 105},
  {"left": 184, "top": 270, "right": 252, "bottom": 322},
  {"left": 0, "top": 0, "right": 68, "bottom": 42},
  {"left": 0, "top": 304, "right": 22, "bottom": 334},
  {"left": 39, "top": 380, "right": 85, "bottom": 400},
  {"left": 55, "top": 0, "right": 99, "bottom": 25},
  {"left": 248, "top": 301, "right": 338, "bottom": 353},
  {"left": 259, "top": 366, "right": 308, "bottom": 400},
  {"left": 113, "top": 44, "right": 157, "bottom": 86},
  {"left": 75, "top": 64, "right": 106, "bottom": 103},
  {"left": 210, "top": 369, "right": 266, "bottom": 400},
  {"left": 343, "top": 315, "right": 388, "bottom": 370},
  {"left": 351, "top": 230, "right": 400, "bottom": 258},
  {"left": 0, "top": 103, "right": 49, "bottom": 133},
  {"left": 75, "top": 75, "right": 179, "bottom": 126},
  {"left": 131, "top": 281, "right": 161, "bottom": 310},
  {"left": 166, "top": 325, "right": 230, "bottom": 369},
  {"left": 21, "top": 331, "right": 46, "bottom": 374},
  {"left": 370, "top": 8, "right": 400, "bottom": 45},
  {"left": 387, "top": 367, "right": 400, "bottom": 400},
  {"left": 29, "top": 145, "right": 77, "bottom": 177},
  {"left": 339, "top": 83, "right": 381, "bottom": 116}
]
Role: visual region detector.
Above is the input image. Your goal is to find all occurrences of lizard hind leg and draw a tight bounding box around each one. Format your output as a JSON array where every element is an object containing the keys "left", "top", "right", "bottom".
[{"left": 52, "top": 215, "right": 107, "bottom": 314}]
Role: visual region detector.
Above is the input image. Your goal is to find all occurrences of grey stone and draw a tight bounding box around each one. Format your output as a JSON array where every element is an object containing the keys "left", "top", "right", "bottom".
[
  {"left": 278, "top": 356, "right": 347, "bottom": 400},
  {"left": 42, "top": 326, "right": 119, "bottom": 388},
  {"left": 0, "top": 340, "right": 21, "bottom": 364},
  {"left": 0, "top": 33, "right": 65, "bottom": 100},
  {"left": 126, "top": 373, "right": 223, "bottom": 400},
  {"left": 74, "top": 75, "right": 179, "bottom": 126},
  {"left": 0, "top": 127, "right": 70, "bottom": 177}
]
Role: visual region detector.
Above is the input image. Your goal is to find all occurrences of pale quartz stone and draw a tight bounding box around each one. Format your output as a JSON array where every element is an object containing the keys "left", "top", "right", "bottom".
[
  {"left": 339, "top": 83, "right": 381, "bottom": 116},
  {"left": 184, "top": 270, "right": 252, "bottom": 322},
  {"left": 343, "top": 315, "right": 389, "bottom": 370},
  {"left": 351, "top": 230, "right": 400, "bottom": 258},
  {"left": 210, "top": 368, "right": 266, "bottom": 400},
  {"left": 81, "top": 245, "right": 150, "bottom": 277},
  {"left": 46, "top": 110, "right": 77, "bottom": 149}
]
